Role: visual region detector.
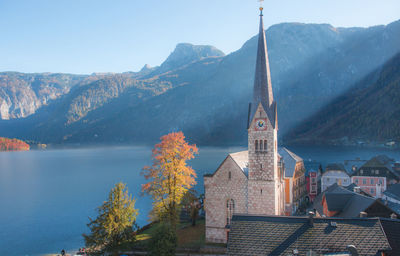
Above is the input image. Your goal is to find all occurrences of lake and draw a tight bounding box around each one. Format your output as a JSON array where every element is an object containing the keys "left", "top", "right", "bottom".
[{"left": 0, "top": 145, "right": 399, "bottom": 255}]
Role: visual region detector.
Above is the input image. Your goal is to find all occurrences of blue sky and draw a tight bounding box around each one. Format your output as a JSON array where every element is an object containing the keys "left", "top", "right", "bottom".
[{"left": 0, "top": 0, "right": 399, "bottom": 74}]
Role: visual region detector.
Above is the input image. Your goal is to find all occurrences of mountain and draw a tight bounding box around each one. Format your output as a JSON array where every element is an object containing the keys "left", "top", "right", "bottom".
[
  {"left": 0, "top": 72, "right": 88, "bottom": 119},
  {"left": 154, "top": 43, "right": 225, "bottom": 75},
  {"left": 1, "top": 20, "right": 400, "bottom": 146},
  {"left": 284, "top": 52, "right": 400, "bottom": 146}
]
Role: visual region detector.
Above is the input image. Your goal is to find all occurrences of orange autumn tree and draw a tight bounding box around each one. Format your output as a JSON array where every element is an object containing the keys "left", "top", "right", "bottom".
[{"left": 142, "top": 132, "right": 198, "bottom": 226}]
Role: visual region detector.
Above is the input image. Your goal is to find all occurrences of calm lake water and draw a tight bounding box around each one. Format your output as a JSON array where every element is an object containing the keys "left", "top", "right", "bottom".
[{"left": 0, "top": 145, "right": 399, "bottom": 255}]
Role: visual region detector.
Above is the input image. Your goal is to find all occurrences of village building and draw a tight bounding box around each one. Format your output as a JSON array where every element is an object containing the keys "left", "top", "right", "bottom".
[
  {"left": 204, "top": 8, "right": 287, "bottom": 243},
  {"left": 351, "top": 176, "right": 386, "bottom": 198},
  {"left": 227, "top": 214, "right": 400, "bottom": 256},
  {"left": 353, "top": 155, "right": 400, "bottom": 185},
  {"left": 343, "top": 158, "right": 367, "bottom": 175},
  {"left": 306, "top": 169, "right": 319, "bottom": 202},
  {"left": 313, "top": 183, "right": 398, "bottom": 218},
  {"left": 321, "top": 163, "right": 351, "bottom": 192},
  {"left": 279, "top": 147, "right": 306, "bottom": 215}
]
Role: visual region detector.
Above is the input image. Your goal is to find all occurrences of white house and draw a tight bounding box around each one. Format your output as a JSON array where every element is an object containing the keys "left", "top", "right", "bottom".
[{"left": 321, "top": 163, "right": 351, "bottom": 192}]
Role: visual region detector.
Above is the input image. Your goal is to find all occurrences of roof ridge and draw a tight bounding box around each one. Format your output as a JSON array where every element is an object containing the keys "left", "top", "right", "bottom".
[{"left": 233, "top": 213, "right": 388, "bottom": 221}]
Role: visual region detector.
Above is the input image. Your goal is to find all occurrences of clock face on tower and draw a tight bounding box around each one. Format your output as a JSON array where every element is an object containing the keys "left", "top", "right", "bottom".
[{"left": 254, "top": 118, "right": 267, "bottom": 131}]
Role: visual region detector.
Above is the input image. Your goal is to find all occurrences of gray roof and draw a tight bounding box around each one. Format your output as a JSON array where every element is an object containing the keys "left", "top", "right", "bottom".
[
  {"left": 325, "top": 192, "right": 355, "bottom": 212},
  {"left": 313, "top": 183, "right": 376, "bottom": 217},
  {"left": 380, "top": 218, "right": 400, "bottom": 256},
  {"left": 383, "top": 184, "right": 400, "bottom": 201},
  {"left": 320, "top": 184, "right": 396, "bottom": 218},
  {"left": 337, "top": 193, "right": 376, "bottom": 217},
  {"left": 387, "top": 201, "right": 400, "bottom": 215},
  {"left": 313, "top": 183, "right": 344, "bottom": 216},
  {"left": 343, "top": 159, "right": 366, "bottom": 175},
  {"left": 248, "top": 11, "right": 276, "bottom": 129},
  {"left": 278, "top": 147, "right": 303, "bottom": 178},
  {"left": 229, "top": 151, "right": 249, "bottom": 177},
  {"left": 228, "top": 215, "right": 394, "bottom": 256},
  {"left": 326, "top": 163, "right": 346, "bottom": 172}
]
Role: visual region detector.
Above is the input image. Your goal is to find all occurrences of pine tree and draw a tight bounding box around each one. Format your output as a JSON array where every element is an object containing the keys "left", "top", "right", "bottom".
[{"left": 83, "top": 182, "right": 138, "bottom": 255}]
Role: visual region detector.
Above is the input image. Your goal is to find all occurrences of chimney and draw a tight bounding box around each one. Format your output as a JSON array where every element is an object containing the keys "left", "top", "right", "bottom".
[
  {"left": 376, "top": 183, "right": 382, "bottom": 198},
  {"left": 359, "top": 212, "right": 368, "bottom": 218},
  {"left": 390, "top": 213, "right": 397, "bottom": 219},
  {"left": 308, "top": 211, "right": 315, "bottom": 227},
  {"left": 347, "top": 245, "right": 359, "bottom": 256}
]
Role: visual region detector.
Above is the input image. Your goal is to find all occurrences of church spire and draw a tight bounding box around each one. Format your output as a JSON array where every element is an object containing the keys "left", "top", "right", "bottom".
[
  {"left": 249, "top": 6, "right": 276, "bottom": 128},
  {"left": 254, "top": 7, "right": 273, "bottom": 109}
]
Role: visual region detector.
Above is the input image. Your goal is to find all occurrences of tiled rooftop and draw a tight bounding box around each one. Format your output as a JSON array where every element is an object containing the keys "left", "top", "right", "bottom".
[{"left": 227, "top": 215, "right": 398, "bottom": 256}]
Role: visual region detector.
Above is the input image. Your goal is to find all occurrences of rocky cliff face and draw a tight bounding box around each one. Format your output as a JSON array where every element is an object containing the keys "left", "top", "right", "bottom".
[
  {"left": 0, "top": 72, "right": 87, "bottom": 119},
  {"left": 155, "top": 43, "right": 225, "bottom": 74}
]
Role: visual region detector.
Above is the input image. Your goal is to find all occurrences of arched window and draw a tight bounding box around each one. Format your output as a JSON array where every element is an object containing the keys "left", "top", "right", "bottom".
[
  {"left": 264, "top": 140, "right": 267, "bottom": 151},
  {"left": 228, "top": 171, "right": 231, "bottom": 180},
  {"left": 226, "top": 199, "right": 235, "bottom": 225},
  {"left": 255, "top": 140, "right": 258, "bottom": 151},
  {"left": 259, "top": 140, "right": 263, "bottom": 151}
]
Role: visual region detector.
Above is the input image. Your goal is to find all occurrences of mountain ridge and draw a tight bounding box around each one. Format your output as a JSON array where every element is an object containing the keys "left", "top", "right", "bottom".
[
  {"left": 284, "top": 52, "right": 400, "bottom": 146},
  {"left": 1, "top": 20, "right": 400, "bottom": 146}
]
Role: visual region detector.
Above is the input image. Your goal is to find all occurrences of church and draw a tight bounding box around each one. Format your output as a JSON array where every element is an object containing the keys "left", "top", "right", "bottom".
[{"left": 203, "top": 8, "right": 287, "bottom": 243}]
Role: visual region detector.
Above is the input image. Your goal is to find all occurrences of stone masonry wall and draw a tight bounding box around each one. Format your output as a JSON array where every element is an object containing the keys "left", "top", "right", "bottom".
[
  {"left": 247, "top": 103, "right": 278, "bottom": 215},
  {"left": 204, "top": 155, "right": 248, "bottom": 243}
]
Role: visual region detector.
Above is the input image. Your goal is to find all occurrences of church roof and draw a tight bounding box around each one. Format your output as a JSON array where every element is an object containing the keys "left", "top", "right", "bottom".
[
  {"left": 229, "top": 151, "right": 249, "bottom": 177},
  {"left": 248, "top": 9, "right": 277, "bottom": 129},
  {"left": 278, "top": 147, "right": 303, "bottom": 178}
]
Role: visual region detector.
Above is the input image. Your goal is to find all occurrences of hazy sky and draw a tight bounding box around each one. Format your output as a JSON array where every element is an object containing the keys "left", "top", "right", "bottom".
[{"left": 1, "top": 0, "right": 399, "bottom": 74}]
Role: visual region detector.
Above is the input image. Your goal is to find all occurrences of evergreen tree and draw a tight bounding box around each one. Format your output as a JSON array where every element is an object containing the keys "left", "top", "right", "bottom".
[
  {"left": 148, "top": 223, "right": 177, "bottom": 256},
  {"left": 83, "top": 182, "right": 138, "bottom": 255}
]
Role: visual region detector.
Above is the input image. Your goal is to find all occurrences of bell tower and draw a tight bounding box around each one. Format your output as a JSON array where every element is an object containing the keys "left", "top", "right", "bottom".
[{"left": 247, "top": 6, "right": 281, "bottom": 215}]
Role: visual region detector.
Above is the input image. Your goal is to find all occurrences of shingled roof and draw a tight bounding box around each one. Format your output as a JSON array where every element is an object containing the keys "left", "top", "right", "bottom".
[
  {"left": 227, "top": 215, "right": 397, "bottom": 256},
  {"left": 384, "top": 183, "right": 400, "bottom": 201},
  {"left": 278, "top": 147, "right": 303, "bottom": 178}
]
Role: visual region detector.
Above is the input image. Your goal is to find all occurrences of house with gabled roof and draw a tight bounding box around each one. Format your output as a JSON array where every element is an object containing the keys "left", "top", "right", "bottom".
[
  {"left": 316, "top": 183, "right": 397, "bottom": 218},
  {"left": 321, "top": 163, "right": 351, "bottom": 192},
  {"left": 353, "top": 155, "right": 400, "bottom": 185},
  {"left": 279, "top": 147, "right": 306, "bottom": 215}
]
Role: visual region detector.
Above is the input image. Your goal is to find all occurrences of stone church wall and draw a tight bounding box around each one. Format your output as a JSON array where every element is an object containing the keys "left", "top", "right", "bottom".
[{"left": 204, "top": 156, "right": 248, "bottom": 243}]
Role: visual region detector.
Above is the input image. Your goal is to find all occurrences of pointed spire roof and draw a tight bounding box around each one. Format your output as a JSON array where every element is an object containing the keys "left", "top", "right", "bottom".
[{"left": 248, "top": 8, "right": 277, "bottom": 128}]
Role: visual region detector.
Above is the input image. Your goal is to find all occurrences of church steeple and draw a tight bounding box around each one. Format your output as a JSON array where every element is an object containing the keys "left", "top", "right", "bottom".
[{"left": 249, "top": 7, "right": 277, "bottom": 128}]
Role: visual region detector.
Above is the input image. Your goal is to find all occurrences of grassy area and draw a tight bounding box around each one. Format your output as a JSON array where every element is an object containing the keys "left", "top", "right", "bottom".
[
  {"left": 177, "top": 219, "right": 205, "bottom": 248},
  {"left": 135, "top": 219, "right": 206, "bottom": 249}
]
